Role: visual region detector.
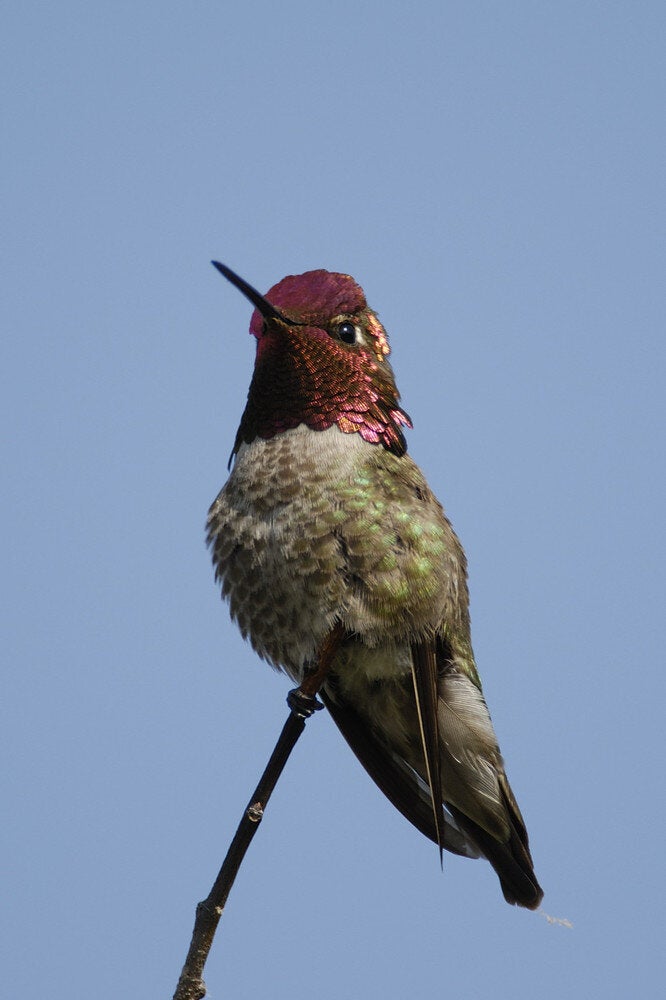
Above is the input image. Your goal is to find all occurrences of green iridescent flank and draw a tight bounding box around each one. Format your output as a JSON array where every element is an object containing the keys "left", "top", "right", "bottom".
[{"left": 323, "top": 453, "right": 463, "bottom": 626}]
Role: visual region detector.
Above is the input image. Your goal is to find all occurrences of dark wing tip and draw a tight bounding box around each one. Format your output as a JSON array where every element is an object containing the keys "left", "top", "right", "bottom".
[{"left": 448, "top": 803, "right": 544, "bottom": 909}]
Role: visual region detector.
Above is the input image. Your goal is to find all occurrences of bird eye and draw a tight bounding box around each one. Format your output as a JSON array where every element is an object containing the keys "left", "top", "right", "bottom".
[{"left": 337, "top": 321, "right": 357, "bottom": 344}]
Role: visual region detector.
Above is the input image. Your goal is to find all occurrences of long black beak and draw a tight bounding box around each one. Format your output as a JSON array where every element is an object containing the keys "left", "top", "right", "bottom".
[{"left": 211, "top": 261, "right": 293, "bottom": 324}]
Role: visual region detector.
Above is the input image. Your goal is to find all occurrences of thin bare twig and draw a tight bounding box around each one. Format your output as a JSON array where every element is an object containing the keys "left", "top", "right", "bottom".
[{"left": 173, "top": 624, "right": 345, "bottom": 1000}]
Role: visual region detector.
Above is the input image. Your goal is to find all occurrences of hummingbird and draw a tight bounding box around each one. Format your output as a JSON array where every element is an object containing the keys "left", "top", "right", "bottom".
[{"left": 207, "top": 262, "right": 543, "bottom": 910}]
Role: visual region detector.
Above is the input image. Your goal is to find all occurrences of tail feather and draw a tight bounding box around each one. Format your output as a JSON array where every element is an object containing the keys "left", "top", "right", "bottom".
[
  {"left": 448, "top": 802, "right": 543, "bottom": 909},
  {"left": 435, "top": 650, "right": 543, "bottom": 908},
  {"left": 321, "top": 637, "right": 544, "bottom": 910}
]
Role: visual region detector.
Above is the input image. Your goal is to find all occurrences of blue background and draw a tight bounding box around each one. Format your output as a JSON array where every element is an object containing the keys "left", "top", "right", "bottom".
[{"left": 4, "top": 3, "right": 664, "bottom": 997}]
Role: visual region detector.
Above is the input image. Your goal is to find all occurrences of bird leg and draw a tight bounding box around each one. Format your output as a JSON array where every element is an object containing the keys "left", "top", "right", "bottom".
[{"left": 287, "top": 620, "right": 346, "bottom": 717}]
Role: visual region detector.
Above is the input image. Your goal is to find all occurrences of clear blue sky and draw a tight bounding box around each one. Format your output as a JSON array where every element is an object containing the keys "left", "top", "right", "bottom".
[{"left": 3, "top": 3, "right": 664, "bottom": 997}]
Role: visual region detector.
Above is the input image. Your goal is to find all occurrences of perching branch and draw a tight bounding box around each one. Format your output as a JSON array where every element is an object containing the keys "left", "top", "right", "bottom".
[{"left": 173, "top": 623, "right": 345, "bottom": 1000}]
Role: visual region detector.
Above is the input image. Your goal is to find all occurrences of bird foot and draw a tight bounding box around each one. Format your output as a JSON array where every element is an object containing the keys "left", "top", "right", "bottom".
[{"left": 287, "top": 688, "right": 324, "bottom": 718}]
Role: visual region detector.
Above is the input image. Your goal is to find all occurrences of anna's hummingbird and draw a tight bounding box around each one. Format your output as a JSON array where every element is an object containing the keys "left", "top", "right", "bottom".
[{"left": 207, "top": 262, "right": 543, "bottom": 910}]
